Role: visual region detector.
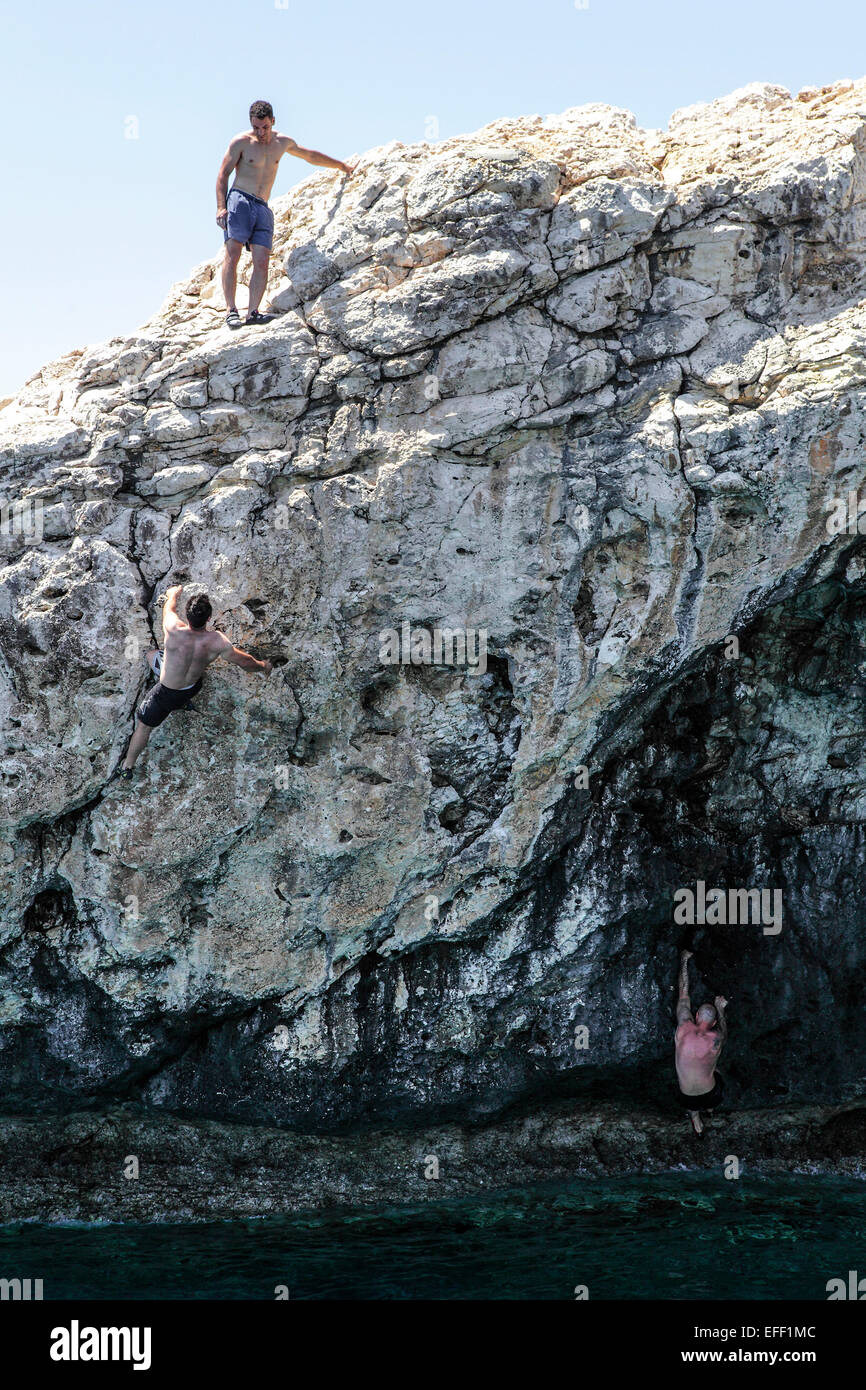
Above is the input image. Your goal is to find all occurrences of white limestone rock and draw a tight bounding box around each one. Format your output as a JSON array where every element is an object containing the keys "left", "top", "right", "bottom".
[{"left": 3, "top": 79, "right": 866, "bottom": 1118}]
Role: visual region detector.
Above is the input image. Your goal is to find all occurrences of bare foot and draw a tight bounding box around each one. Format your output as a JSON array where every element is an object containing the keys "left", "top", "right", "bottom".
[{"left": 689, "top": 1110, "right": 703, "bottom": 1135}]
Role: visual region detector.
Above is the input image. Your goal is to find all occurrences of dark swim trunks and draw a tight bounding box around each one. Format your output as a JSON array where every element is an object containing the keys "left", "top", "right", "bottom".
[
  {"left": 677, "top": 1073, "right": 725, "bottom": 1111},
  {"left": 137, "top": 678, "right": 203, "bottom": 728},
  {"left": 223, "top": 186, "right": 274, "bottom": 251}
]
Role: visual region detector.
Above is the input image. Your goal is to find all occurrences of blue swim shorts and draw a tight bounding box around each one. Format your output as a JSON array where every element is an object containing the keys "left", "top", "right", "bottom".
[{"left": 223, "top": 187, "right": 274, "bottom": 251}]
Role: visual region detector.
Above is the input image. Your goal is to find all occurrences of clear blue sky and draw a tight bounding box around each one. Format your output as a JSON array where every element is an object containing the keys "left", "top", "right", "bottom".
[{"left": 2, "top": 0, "right": 863, "bottom": 396}]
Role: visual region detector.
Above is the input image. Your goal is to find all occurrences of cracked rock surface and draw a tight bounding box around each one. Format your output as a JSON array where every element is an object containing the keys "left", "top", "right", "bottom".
[{"left": 2, "top": 79, "right": 866, "bottom": 1164}]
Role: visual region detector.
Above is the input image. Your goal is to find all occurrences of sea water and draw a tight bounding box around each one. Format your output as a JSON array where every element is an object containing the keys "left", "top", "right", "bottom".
[{"left": 2, "top": 1173, "right": 864, "bottom": 1300}]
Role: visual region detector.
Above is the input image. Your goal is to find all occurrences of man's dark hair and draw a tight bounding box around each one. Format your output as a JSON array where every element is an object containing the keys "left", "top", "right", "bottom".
[
  {"left": 249, "top": 100, "right": 274, "bottom": 122},
  {"left": 186, "top": 593, "right": 212, "bottom": 630}
]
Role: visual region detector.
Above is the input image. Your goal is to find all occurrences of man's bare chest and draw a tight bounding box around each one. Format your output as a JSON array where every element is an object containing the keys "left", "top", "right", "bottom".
[{"left": 239, "top": 143, "right": 281, "bottom": 176}]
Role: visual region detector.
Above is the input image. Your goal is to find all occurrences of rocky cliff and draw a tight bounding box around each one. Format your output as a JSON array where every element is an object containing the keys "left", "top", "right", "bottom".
[{"left": 3, "top": 80, "right": 866, "bottom": 1187}]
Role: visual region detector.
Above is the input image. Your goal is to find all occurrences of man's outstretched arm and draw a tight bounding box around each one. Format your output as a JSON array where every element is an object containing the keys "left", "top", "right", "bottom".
[
  {"left": 162, "top": 584, "right": 184, "bottom": 633},
  {"left": 217, "top": 634, "right": 272, "bottom": 674},
  {"left": 676, "top": 949, "right": 693, "bottom": 1024},
  {"left": 714, "top": 995, "right": 729, "bottom": 1045},
  {"left": 281, "top": 136, "right": 355, "bottom": 175}
]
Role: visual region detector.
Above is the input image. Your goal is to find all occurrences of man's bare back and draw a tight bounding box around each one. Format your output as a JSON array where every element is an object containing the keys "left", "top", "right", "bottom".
[
  {"left": 675, "top": 1019, "right": 723, "bottom": 1096},
  {"left": 160, "top": 621, "right": 233, "bottom": 690},
  {"left": 160, "top": 587, "right": 270, "bottom": 688}
]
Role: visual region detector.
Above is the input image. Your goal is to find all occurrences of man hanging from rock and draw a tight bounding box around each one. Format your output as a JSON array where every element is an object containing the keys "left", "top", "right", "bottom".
[
  {"left": 118, "top": 587, "right": 272, "bottom": 778},
  {"left": 216, "top": 99, "right": 357, "bottom": 329},
  {"left": 674, "top": 949, "right": 728, "bottom": 1135}
]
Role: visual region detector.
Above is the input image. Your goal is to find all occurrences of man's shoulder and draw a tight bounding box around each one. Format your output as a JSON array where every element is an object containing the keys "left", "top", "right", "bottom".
[{"left": 231, "top": 130, "right": 255, "bottom": 150}]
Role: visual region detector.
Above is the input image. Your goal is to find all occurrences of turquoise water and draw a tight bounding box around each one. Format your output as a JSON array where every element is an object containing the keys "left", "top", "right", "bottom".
[{"left": 2, "top": 1174, "right": 865, "bottom": 1300}]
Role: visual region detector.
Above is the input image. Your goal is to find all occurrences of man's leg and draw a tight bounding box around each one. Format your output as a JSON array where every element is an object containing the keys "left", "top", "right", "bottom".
[
  {"left": 221, "top": 239, "right": 243, "bottom": 312},
  {"left": 123, "top": 719, "right": 153, "bottom": 770},
  {"left": 247, "top": 244, "right": 271, "bottom": 316}
]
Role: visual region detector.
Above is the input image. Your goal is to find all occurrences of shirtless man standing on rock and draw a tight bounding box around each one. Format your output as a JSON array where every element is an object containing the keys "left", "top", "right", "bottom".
[
  {"left": 118, "top": 587, "right": 271, "bottom": 778},
  {"left": 675, "top": 949, "right": 729, "bottom": 1135},
  {"left": 216, "top": 99, "right": 357, "bottom": 329}
]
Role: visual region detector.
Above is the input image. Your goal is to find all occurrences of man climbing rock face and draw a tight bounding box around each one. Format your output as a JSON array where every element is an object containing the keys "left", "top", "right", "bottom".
[
  {"left": 216, "top": 99, "right": 357, "bottom": 329},
  {"left": 118, "top": 586, "right": 272, "bottom": 778},
  {"left": 674, "top": 949, "right": 728, "bottom": 1135}
]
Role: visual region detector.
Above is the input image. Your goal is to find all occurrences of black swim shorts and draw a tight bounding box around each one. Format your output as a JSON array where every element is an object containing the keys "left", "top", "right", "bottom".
[
  {"left": 677, "top": 1073, "right": 724, "bottom": 1111},
  {"left": 137, "top": 679, "right": 203, "bottom": 728}
]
